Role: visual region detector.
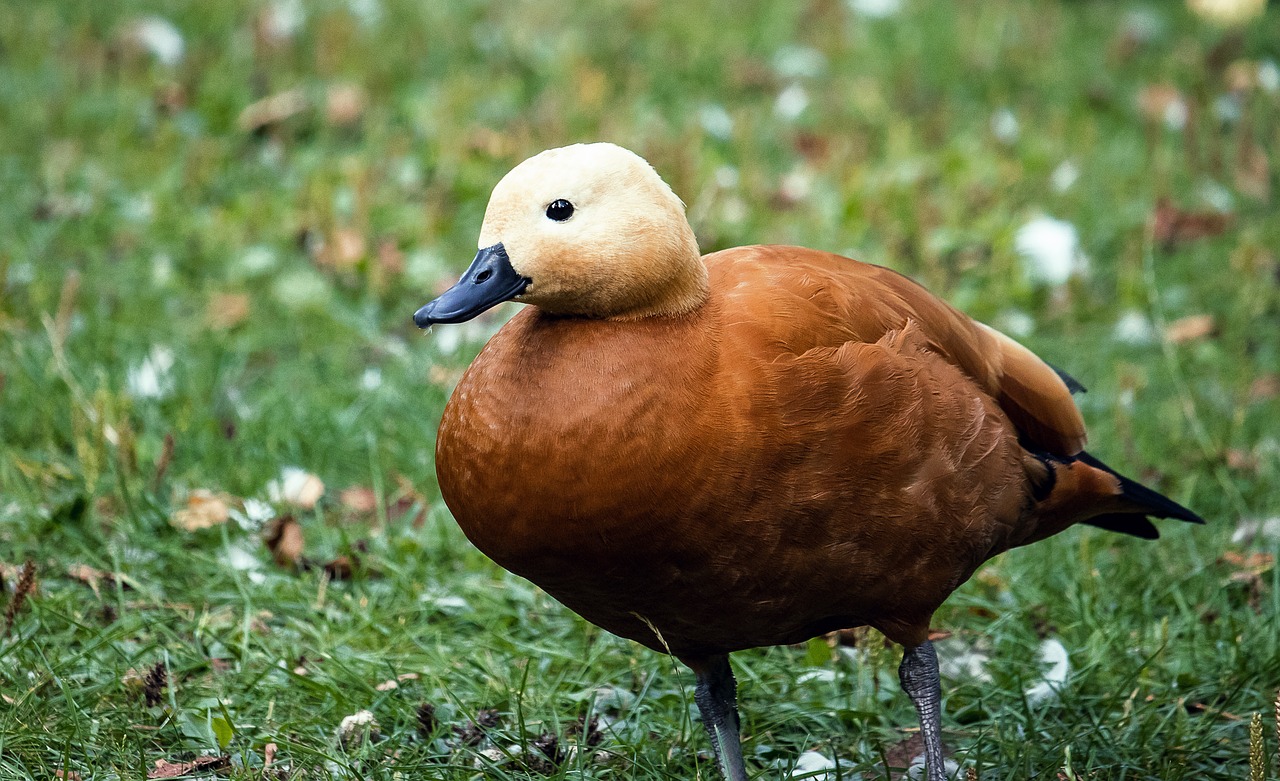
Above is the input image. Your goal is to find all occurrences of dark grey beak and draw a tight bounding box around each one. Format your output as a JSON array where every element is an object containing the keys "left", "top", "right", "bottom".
[{"left": 413, "top": 243, "right": 530, "bottom": 328}]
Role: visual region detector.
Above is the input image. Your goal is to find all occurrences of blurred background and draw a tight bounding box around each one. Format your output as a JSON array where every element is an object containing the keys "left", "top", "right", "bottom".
[{"left": 1, "top": 0, "right": 1278, "bottom": 779}]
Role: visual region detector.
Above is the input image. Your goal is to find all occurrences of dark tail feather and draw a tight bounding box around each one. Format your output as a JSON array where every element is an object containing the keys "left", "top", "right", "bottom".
[
  {"left": 1076, "top": 451, "right": 1206, "bottom": 538},
  {"left": 1082, "top": 513, "right": 1160, "bottom": 540},
  {"left": 1048, "top": 363, "right": 1087, "bottom": 395}
]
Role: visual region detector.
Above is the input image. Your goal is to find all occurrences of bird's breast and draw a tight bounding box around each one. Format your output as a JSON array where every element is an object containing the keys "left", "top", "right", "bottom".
[{"left": 434, "top": 308, "right": 723, "bottom": 585}]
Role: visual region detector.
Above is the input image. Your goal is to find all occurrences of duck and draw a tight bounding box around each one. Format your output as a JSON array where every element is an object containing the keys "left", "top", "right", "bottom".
[{"left": 413, "top": 142, "right": 1204, "bottom": 781}]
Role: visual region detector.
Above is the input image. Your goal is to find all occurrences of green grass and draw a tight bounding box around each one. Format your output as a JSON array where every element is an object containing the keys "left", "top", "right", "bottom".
[{"left": 2, "top": 0, "right": 1279, "bottom": 778}]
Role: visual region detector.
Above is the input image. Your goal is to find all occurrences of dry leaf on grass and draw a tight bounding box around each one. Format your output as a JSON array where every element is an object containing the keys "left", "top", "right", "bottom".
[
  {"left": 336, "top": 710, "right": 380, "bottom": 750},
  {"left": 1164, "top": 314, "right": 1217, "bottom": 344},
  {"left": 1152, "top": 199, "right": 1231, "bottom": 248},
  {"left": 1234, "top": 142, "right": 1271, "bottom": 202},
  {"left": 339, "top": 486, "right": 378, "bottom": 515},
  {"left": 376, "top": 240, "right": 404, "bottom": 276},
  {"left": 313, "top": 228, "right": 366, "bottom": 270},
  {"left": 1221, "top": 550, "right": 1275, "bottom": 578},
  {"left": 171, "top": 490, "right": 231, "bottom": 531},
  {"left": 1137, "top": 84, "right": 1188, "bottom": 129},
  {"left": 322, "top": 555, "right": 355, "bottom": 580},
  {"left": 146, "top": 755, "right": 229, "bottom": 779},
  {"left": 263, "top": 515, "right": 305, "bottom": 568},
  {"left": 1249, "top": 374, "right": 1280, "bottom": 402},
  {"left": 375, "top": 672, "right": 419, "bottom": 692},
  {"left": 66, "top": 564, "right": 129, "bottom": 598},
  {"left": 206, "top": 293, "right": 250, "bottom": 330},
  {"left": 238, "top": 89, "right": 307, "bottom": 133},
  {"left": 387, "top": 475, "right": 427, "bottom": 527},
  {"left": 325, "top": 83, "right": 367, "bottom": 127}
]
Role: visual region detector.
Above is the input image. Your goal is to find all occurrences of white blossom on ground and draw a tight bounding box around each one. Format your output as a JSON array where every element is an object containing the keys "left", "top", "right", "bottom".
[
  {"left": 128, "top": 17, "right": 184, "bottom": 66},
  {"left": 266, "top": 467, "right": 325, "bottom": 509},
  {"left": 1025, "top": 638, "right": 1071, "bottom": 705},
  {"left": 848, "top": 0, "right": 903, "bottom": 18},
  {"left": 790, "top": 751, "right": 839, "bottom": 780},
  {"left": 1014, "top": 215, "right": 1088, "bottom": 285},
  {"left": 127, "top": 346, "right": 175, "bottom": 400},
  {"left": 775, "top": 84, "right": 810, "bottom": 120}
]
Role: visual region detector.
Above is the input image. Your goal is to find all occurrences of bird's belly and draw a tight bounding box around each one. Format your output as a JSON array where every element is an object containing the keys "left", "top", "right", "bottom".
[{"left": 439, "top": 406, "right": 1002, "bottom": 655}]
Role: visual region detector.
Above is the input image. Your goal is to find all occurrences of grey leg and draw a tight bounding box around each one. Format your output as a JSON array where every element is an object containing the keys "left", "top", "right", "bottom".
[
  {"left": 692, "top": 654, "right": 747, "bottom": 781},
  {"left": 898, "top": 641, "right": 947, "bottom": 781}
]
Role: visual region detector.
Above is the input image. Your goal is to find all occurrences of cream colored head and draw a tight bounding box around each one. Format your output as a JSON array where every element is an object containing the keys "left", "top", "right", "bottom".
[{"left": 478, "top": 143, "right": 707, "bottom": 319}]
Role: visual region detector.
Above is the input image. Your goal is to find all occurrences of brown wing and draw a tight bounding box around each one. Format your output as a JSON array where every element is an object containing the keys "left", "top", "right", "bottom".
[{"left": 709, "top": 246, "right": 1087, "bottom": 457}]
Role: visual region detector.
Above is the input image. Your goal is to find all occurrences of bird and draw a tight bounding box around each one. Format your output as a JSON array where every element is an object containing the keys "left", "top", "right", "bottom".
[{"left": 412, "top": 142, "right": 1204, "bottom": 781}]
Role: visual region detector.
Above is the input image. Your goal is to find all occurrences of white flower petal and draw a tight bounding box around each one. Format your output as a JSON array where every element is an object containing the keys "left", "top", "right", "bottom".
[
  {"left": 698, "top": 104, "right": 734, "bottom": 141},
  {"left": 1113, "top": 310, "right": 1156, "bottom": 345},
  {"left": 790, "top": 751, "right": 838, "bottom": 780},
  {"left": 127, "top": 346, "right": 175, "bottom": 400},
  {"left": 847, "top": 0, "right": 903, "bottom": 18},
  {"left": 130, "top": 17, "right": 184, "bottom": 66},
  {"left": 266, "top": 467, "right": 325, "bottom": 509},
  {"left": 775, "top": 84, "right": 810, "bottom": 121},
  {"left": 1014, "top": 215, "right": 1087, "bottom": 285},
  {"left": 990, "top": 108, "right": 1020, "bottom": 144},
  {"left": 1024, "top": 638, "right": 1070, "bottom": 705},
  {"left": 1050, "top": 160, "right": 1080, "bottom": 193}
]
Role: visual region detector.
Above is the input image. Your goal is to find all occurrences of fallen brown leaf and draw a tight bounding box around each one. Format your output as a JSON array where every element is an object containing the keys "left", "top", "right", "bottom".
[
  {"left": 206, "top": 292, "right": 250, "bottom": 330},
  {"left": 152, "top": 432, "right": 175, "bottom": 491},
  {"left": 146, "top": 755, "right": 229, "bottom": 779},
  {"left": 263, "top": 515, "right": 305, "bottom": 568},
  {"left": 339, "top": 486, "right": 378, "bottom": 515},
  {"left": 1221, "top": 550, "right": 1275, "bottom": 576},
  {"left": 172, "top": 490, "right": 230, "bottom": 531},
  {"left": 1137, "top": 84, "right": 1187, "bottom": 127},
  {"left": 1153, "top": 199, "right": 1231, "bottom": 249},
  {"left": 1226, "top": 449, "right": 1257, "bottom": 472},
  {"left": 376, "top": 239, "right": 404, "bottom": 276},
  {"left": 1249, "top": 374, "right": 1280, "bottom": 402},
  {"left": 66, "top": 564, "right": 128, "bottom": 598},
  {"left": 325, "top": 83, "right": 366, "bottom": 127},
  {"left": 387, "top": 474, "right": 428, "bottom": 527},
  {"left": 1234, "top": 141, "right": 1270, "bottom": 202},
  {"left": 793, "top": 131, "right": 831, "bottom": 163},
  {"left": 315, "top": 228, "right": 366, "bottom": 270},
  {"left": 237, "top": 88, "right": 307, "bottom": 133},
  {"left": 1164, "top": 314, "right": 1217, "bottom": 344},
  {"left": 322, "top": 555, "right": 355, "bottom": 580}
]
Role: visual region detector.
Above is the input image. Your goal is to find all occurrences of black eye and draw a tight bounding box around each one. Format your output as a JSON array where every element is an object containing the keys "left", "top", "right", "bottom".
[{"left": 545, "top": 199, "right": 574, "bottom": 221}]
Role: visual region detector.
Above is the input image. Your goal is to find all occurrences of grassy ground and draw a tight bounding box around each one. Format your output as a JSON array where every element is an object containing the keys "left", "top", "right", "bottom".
[{"left": 2, "top": 0, "right": 1279, "bottom": 778}]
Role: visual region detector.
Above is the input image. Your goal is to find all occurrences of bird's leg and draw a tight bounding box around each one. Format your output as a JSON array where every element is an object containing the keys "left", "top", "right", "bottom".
[
  {"left": 691, "top": 654, "right": 748, "bottom": 781},
  {"left": 898, "top": 640, "right": 948, "bottom": 781}
]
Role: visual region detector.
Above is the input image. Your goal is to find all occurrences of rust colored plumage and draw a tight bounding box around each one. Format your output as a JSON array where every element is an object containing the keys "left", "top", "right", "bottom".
[
  {"left": 436, "top": 245, "right": 1180, "bottom": 655},
  {"left": 416, "top": 143, "right": 1202, "bottom": 781}
]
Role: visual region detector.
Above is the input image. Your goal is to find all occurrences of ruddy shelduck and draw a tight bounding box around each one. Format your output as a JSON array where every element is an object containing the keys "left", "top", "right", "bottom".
[{"left": 413, "top": 143, "right": 1203, "bottom": 781}]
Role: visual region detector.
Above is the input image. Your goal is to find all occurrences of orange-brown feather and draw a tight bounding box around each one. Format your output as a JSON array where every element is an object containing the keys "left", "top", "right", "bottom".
[{"left": 436, "top": 246, "right": 1116, "bottom": 658}]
